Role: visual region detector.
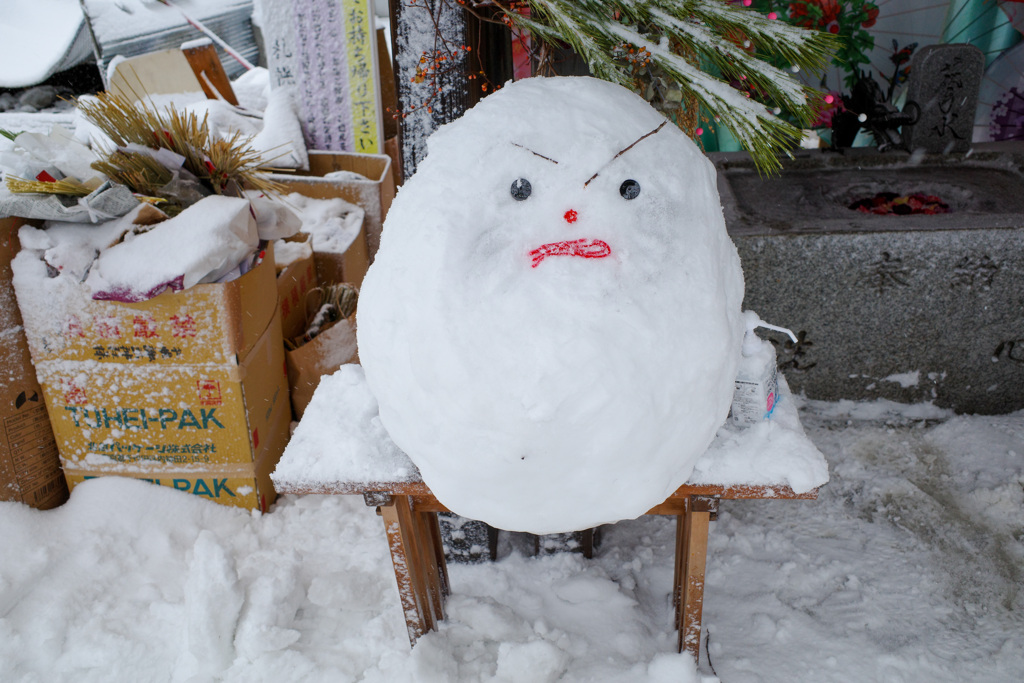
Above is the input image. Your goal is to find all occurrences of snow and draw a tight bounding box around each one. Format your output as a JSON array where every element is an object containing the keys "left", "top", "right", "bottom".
[
  {"left": 83, "top": 1, "right": 251, "bottom": 47},
  {"left": 884, "top": 370, "right": 921, "bottom": 388},
  {"left": 272, "top": 365, "right": 827, "bottom": 497},
  {"left": 1, "top": 8, "right": 1021, "bottom": 681},
  {"left": 276, "top": 365, "right": 418, "bottom": 488},
  {"left": 277, "top": 192, "right": 364, "bottom": 257},
  {"left": 85, "top": 196, "right": 259, "bottom": 299},
  {"left": 0, "top": 1, "right": 89, "bottom": 88},
  {"left": 357, "top": 76, "right": 745, "bottom": 534},
  {"left": 2, "top": 403, "right": 1022, "bottom": 681}
]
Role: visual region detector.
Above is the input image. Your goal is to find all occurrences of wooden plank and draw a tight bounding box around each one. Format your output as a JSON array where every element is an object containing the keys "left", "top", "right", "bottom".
[
  {"left": 277, "top": 480, "right": 817, "bottom": 505},
  {"left": 677, "top": 503, "right": 711, "bottom": 658},
  {"left": 412, "top": 494, "right": 450, "bottom": 513},
  {"left": 182, "top": 41, "right": 239, "bottom": 105},
  {"left": 672, "top": 505, "right": 686, "bottom": 614},
  {"left": 379, "top": 497, "right": 428, "bottom": 645},
  {"left": 425, "top": 510, "right": 451, "bottom": 597},
  {"left": 412, "top": 506, "right": 447, "bottom": 623},
  {"left": 393, "top": 495, "right": 437, "bottom": 635},
  {"left": 107, "top": 49, "right": 204, "bottom": 101},
  {"left": 667, "top": 483, "right": 818, "bottom": 500},
  {"left": 274, "top": 480, "right": 436, "bottom": 497}
]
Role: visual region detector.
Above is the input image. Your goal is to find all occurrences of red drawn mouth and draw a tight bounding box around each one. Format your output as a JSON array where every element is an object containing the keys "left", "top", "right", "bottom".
[{"left": 529, "top": 239, "right": 612, "bottom": 268}]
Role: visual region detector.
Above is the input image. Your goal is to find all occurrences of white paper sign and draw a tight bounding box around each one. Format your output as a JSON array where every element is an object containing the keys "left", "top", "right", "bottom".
[{"left": 259, "top": 0, "right": 384, "bottom": 153}]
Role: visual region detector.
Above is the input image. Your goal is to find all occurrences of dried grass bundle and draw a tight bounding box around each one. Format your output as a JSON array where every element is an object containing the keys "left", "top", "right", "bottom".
[
  {"left": 4, "top": 175, "right": 92, "bottom": 197},
  {"left": 91, "top": 150, "right": 174, "bottom": 197},
  {"left": 77, "top": 91, "right": 283, "bottom": 207},
  {"left": 285, "top": 283, "right": 359, "bottom": 351}
]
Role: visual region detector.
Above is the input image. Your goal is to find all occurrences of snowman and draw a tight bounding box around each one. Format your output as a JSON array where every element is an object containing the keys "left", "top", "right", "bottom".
[{"left": 357, "top": 76, "right": 744, "bottom": 534}]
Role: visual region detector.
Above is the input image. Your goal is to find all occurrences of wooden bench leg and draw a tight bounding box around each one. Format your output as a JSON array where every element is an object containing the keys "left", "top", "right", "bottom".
[
  {"left": 675, "top": 496, "right": 717, "bottom": 659},
  {"left": 423, "top": 507, "right": 451, "bottom": 597},
  {"left": 378, "top": 495, "right": 448, "bottom": 646},
  {"left": 414, "top": 506, "right": 448, "bottom": 620}
]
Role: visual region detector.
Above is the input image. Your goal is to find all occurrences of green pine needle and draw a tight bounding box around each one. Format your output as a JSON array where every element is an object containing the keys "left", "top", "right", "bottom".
[{"left": 493, "top": 0, "right": 839, "bottom": 174}]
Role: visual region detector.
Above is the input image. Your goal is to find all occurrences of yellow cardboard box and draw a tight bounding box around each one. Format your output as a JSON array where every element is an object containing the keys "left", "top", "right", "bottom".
[
  {"left": 15, "top": 241, "right": 278, "bottom": 367},
  {"left": 35, "top": 308, "right": 289, "bottom": 473},
  {"left": 62, "top": 408, "right": 290, "bottom": 512}
]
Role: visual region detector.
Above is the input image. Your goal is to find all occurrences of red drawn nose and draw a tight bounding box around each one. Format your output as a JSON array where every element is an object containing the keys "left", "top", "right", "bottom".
[{"left": 564, "top": 209, "right": 578, "bottom": 224}]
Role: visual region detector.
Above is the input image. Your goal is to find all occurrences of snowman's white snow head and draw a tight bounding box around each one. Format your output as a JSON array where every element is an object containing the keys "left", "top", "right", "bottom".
[{"left": 358, "top": 76, "right": 744, "bottom": 534}]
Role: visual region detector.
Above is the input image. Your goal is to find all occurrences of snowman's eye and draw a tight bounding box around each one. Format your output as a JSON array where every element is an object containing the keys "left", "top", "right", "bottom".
[
  {"left": 511, "top": 178, "right": 532, "bottom": 201},
  {"left": 619, "top": 179, "right": 641, "bottom": 200}
]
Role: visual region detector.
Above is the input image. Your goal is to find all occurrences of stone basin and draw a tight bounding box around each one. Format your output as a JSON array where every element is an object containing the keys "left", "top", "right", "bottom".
[{"left": 713, "top": 142, "right": 1024, "bottom": 414}]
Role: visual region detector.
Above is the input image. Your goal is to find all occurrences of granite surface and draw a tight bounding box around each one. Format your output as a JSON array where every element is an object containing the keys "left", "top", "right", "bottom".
[{"left": 714, "top": 143, "right": 1024, "bottom": 414}]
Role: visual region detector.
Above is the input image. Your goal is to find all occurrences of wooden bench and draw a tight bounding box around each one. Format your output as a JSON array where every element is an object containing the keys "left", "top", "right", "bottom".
[
  {"left": 271, "top": 367, "right": 827, "bottom": 663},
  {"left": 274, "top": 475, "right": 816, "bottom": 660}
]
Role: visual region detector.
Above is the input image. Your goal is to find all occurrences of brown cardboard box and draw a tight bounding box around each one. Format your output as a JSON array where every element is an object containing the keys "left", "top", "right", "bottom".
[
  {"left": 41, "top": 309, "right": 291, "bottom": 511},
  {"left": 275, "top": 234, "right": 319, "bottom": 340},
  {"left": 286, "top": 317, "right": 358, "bottom": 419},
  {"left": 16, "top": 242, "right": 279, "bottom": 368},
  {"left": 276, "top": 239, "right": 359, "bottom": 418},
  {"left": 268, "top": 151, "right": 395, "bottom": 262},
  {"left": 0, "top": 219, "right": 67, "bottom": 509}
]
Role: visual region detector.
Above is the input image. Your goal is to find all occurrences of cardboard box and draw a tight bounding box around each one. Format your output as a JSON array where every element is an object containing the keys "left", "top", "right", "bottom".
[
  {"left": 0, "top": 219, "right": 67, "bottom": 509},
  {"left": 36, "top": 308, "right": 289, "bottom": 470},
  {"left": 15, "top": 243, "right": 279, "bottom": 368},
  {"left": 268, "top": 151, "right": 395, "bottom": 261},
  {"left": 286, "top": 317, "right": 358, "bottom": 419},
  {"left": 275, "top": 234, "right": 318, "bottom": 340},
  {"left": 62, "top": 405, "right": 289, "bottom": 512},
  {"left": 275, "top": 236, "right": 359, "bottom": 418}
]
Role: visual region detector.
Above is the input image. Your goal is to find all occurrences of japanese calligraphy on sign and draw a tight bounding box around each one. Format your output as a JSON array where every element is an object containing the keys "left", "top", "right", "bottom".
[
  {"left": 902, "top": 44, "right": 983, "bottom": 154},
  {"left": 259, "top": 0, "right": 384, "bottom": 154}
]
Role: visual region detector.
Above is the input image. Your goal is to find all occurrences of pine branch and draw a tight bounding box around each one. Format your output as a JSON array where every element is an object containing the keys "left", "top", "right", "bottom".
[{"left": 472, "top": 0, "right": 839, "bottom": 173}]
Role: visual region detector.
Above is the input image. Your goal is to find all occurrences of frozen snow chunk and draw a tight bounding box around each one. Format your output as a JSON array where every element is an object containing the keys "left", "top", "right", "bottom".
[{"left": 86, "top": 195, "right": 258, "bottom": 301}]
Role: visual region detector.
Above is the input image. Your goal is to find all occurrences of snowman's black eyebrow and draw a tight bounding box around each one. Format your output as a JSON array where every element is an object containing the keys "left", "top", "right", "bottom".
[
  {"left": 583, "top": 121, "right": 667, "bottom": 187},
  {"left": 511, "top": 142, "right": 559, "bottom": 164}
]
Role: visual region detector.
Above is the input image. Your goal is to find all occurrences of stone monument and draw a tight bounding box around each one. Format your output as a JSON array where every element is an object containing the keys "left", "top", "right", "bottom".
[{"left": 902, "top": 44, "right": 984, "bottom": 154}]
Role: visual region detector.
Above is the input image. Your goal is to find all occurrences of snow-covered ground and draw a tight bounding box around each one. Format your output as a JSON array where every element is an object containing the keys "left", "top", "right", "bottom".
[
  {"left": 1, "top": 6, "right": 1022, "bottom": 680},
  {"left": 2, "top": 398, "right": 1021, "bottom": 682}
]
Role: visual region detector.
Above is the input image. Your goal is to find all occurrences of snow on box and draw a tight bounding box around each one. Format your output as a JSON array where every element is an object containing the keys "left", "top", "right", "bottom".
[
  {"left": 356, "top": 76, "right": 747, "bottom": 534},
  {"left": 275, "top": 190, "right": 368, "bottom": 288},
  {"left": 264, "top": 151, "right": 395, "bottom": 260},
  {"left": 9, "top": 201, "right": 292, "bottom": 509},
  {"left": 11, "top": 199, "right": 278, "bottom": 367}
]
